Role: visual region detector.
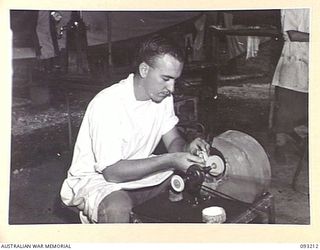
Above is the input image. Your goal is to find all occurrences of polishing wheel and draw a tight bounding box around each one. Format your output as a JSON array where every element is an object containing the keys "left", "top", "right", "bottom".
[
  {"left": 206, "top": 155, "right": 225, "bottom": 177},
  {"left": 170, "top": 175, "right": 185, "bottom": 192}
]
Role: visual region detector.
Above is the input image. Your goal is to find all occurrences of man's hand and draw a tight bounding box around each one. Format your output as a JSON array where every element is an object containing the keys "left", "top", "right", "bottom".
[
  {"left": 169, "top": 152, "right": 205, "bottom": 173},
  {"left": 185, "top": 137, "right": 210, "bottom": 156}
]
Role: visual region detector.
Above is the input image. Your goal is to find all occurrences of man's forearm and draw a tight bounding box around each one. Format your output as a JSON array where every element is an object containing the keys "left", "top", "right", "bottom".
[
  {"left": 287, "top": 30, "right": 309, "bottom": 42},
  {"left": 101, "top": 153, "right": 176, "bottom": 183},
  {"left": 102, "top": 149, "right": 205, "bottom": 183}
]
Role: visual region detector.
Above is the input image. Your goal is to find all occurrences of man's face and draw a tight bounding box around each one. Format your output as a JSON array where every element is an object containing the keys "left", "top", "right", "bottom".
[{"left": 143, "top": 54, "right": 183, "bottom": 103}]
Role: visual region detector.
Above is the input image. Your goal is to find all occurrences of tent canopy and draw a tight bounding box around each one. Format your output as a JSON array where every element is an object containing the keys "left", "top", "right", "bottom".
[
  {"left": 10, "top": 10, "right": 280, "bottom": 60},
  {"left": 11, "top": 10, "right": 201, "bottom": 47},
  {"left": 84, "top": 11, "right": 200, "bottom": 45}
]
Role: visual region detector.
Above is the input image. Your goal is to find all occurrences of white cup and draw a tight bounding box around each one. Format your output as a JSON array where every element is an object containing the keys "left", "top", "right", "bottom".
[{"left": 202, "top": 206, "right": 226, "bottom": 223}]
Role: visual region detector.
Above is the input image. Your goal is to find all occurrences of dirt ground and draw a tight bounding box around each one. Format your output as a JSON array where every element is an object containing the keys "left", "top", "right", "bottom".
[{"left": 9, "top": 76, "right": 309, "bottom": 224}]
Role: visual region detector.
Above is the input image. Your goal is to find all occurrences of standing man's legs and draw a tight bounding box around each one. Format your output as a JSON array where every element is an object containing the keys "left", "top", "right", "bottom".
[{"left": 273, "top": 86, "right": 308, "bottom": 162}]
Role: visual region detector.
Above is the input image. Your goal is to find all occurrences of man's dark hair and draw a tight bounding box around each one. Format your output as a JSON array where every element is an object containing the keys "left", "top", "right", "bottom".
[{"left": 134, "top": 34, "right": 185, "bottom": 71}]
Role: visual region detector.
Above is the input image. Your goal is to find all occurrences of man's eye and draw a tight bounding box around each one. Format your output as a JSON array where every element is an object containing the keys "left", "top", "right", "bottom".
[{"left": 163, "top": 78, "right": 170, "bottom": 82}]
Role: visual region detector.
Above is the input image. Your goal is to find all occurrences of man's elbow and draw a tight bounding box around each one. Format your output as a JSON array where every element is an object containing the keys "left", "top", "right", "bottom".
[{"left": 101, "top": 167, "right": 122, "bottom": 183}]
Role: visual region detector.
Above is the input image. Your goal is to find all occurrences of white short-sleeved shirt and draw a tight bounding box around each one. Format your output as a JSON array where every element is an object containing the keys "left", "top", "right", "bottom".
[
  {"left": 272, "top": 9, "right": 309, "bottom": 93},
  {"left": 60, "top": 74, "right": 178, "bottom": 222}
]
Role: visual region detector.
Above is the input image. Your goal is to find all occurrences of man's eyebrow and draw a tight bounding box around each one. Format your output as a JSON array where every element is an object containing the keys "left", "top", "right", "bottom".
[{"left": 161, "top": 74, "right": 176, "bottom": 79}]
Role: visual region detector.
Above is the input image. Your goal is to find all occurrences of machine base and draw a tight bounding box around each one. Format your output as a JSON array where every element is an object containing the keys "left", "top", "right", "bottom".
[{"left": 130, "top": 191, "right": 275, "bottom": 224}]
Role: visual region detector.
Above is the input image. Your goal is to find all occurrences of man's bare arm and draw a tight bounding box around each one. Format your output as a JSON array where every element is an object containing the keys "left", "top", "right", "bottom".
[
  {"left": 162, "top": 127, "right": 186, "bottom": 153},
  {"left": 102, "top": 127, "right": 210, "bottom": 183},
  {"left": 102, "top": 152, "right": 203, "bottom": 183},
  {"left": 287, "top": 30, "right": 309, "bottom": 42},
  {"left": 162, "top": 127, "right": 210, "bottom": 154}
]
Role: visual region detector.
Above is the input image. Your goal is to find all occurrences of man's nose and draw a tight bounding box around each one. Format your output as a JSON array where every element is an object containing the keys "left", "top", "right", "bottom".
[{"left": 166, "top": 80, "right": 175, "bottom": 93}]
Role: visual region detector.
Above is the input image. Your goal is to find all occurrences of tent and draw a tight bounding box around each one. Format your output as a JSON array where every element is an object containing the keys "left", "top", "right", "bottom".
[
  {"left": 11, "top": 10, "right": 280, "bottom": 60},
  {"left": 11, "top": 10, "right": 202, "bottom": 60}
]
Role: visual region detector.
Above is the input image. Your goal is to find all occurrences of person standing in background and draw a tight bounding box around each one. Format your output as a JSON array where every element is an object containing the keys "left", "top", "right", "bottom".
[{"left": 271, "top": 9, "right": 309, "bottom": 163}]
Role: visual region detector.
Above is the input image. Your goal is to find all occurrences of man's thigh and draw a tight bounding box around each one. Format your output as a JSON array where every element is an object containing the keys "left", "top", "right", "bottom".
[
  {"left": 97, "top": 177, "right": 171, "bottom": 222},
  {"left": 128, "top": 177, "right": 171, "bottom": 207},
  {"left": 98, "top": 190, "right": 133, "bottom": 223}
]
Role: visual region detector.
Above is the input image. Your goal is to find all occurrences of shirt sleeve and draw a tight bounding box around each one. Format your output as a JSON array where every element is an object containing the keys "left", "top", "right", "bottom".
[
  {"left": 87, "top": 96, "right": 124, "bottom": 173},
  {"left": 282, "top": 9, "right": 298, "bottom": 32},
  {"left": 160, "top": 96, "right": 179, "bottom": 136},
  {"left": 282, "top": 9, "right": 309, "bottom": 33}
]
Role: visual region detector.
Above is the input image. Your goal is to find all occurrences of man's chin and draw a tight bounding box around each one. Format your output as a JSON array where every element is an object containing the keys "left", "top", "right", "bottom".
[{"left": 152, "top": 95, "right": 167, "bottom": 103}]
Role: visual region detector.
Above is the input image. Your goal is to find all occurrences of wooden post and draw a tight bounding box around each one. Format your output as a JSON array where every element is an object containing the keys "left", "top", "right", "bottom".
[{"left": 106, "top": 13, "right": 113, "bottom": 70}]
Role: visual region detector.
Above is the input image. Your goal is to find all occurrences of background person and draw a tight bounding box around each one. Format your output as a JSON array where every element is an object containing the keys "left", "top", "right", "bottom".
[{"left": 271, "top": 9, "right": 309, "bottom": 163}]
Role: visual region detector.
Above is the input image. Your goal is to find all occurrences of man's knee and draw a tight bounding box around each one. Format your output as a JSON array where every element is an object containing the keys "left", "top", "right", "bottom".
[{"left": 98, "top": 190, "right": 133, "bottom": 223}]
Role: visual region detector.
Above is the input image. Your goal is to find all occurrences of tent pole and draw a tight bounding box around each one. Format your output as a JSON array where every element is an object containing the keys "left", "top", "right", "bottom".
[{"left": 107, "top": 13, "right": 113, "bottom": 71}]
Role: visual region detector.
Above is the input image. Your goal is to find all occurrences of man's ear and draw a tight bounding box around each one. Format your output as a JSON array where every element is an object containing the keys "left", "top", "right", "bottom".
[{"left": 139, "top": 62, "right": 149, "bottom": 78}]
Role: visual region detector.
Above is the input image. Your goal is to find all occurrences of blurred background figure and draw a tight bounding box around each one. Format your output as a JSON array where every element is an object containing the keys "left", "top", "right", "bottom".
[{"left": 271, "top": 9, "right": 309, "bottom": 163}]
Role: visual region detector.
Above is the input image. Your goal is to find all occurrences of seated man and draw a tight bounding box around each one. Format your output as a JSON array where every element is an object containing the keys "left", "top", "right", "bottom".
[{"left": 60, "top": 34, "right": 210, "bottom": 223}]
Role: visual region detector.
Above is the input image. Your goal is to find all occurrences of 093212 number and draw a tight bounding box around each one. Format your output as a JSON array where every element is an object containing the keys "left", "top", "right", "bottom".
[{"left": 300, "top": 244, "right": 319, "bottom": 249}]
